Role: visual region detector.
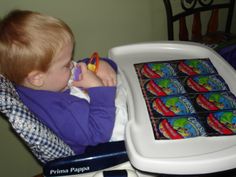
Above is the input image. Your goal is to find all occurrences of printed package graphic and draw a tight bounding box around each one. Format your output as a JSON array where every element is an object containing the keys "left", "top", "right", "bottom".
[{"left": 134, "top": 58, "right": 236, "bottom": 140}]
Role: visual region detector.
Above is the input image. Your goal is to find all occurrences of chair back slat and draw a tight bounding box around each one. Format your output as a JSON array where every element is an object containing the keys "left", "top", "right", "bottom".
[
  {"left": 179, "top": 16, "right": 189, "bottom": 41},
  {"left": 192, "top": 12, "right": 202, "bottom": 41},
  {"left": 207, "top": 8, "right": 219, "bottom": 34}
]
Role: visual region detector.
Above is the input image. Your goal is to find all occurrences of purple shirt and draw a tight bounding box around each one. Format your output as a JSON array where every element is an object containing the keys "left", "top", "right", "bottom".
[{"left": 16, "top": 86, "right": 116, "bottom": 154}]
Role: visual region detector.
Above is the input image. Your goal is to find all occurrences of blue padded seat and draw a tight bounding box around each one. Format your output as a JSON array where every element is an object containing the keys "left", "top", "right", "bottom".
[{"left": 0, "top": 74, "right": 74, "bottom": 163}]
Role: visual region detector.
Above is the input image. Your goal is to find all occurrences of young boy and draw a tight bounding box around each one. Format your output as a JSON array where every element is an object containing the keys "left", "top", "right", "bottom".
[{"left": 0, "top": 10, "right": 120, "bottom": 155}]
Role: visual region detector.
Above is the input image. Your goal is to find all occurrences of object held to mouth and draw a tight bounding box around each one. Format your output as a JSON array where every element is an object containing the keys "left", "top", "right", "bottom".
[
  {"left": 87, "top": 52, "right": 100, "bottom": 73},
  {"left": 73, "top": 52, "right": 100, "bottom": 81},
  {"left": 73, "top": 66, "right": 82, "bottom": 81}
]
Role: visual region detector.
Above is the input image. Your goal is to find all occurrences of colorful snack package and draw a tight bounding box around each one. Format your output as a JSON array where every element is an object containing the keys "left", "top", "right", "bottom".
[
  {"left": 143, "top": 78, "right": 186, "bottom": 97},
  {"left": 150, "top": 95, "right": 196, "bottom": 117},
  {"left": 177, "top": 58, "right": 217, "bottom": 76},
  {"left": 183, "top": 75, "right": 229, "bottom": 93},
  {"left": 135, "top": 62, "right": 177, "bottom": 79},
  {"left": 154, "top": 116, "right": 206, "bottom": 139},
  {"left": 207, "top": 111, "right": 236, "bottom": 135},
  {"left": 190, "top": 92, "right": 236, "bottom": 112}
]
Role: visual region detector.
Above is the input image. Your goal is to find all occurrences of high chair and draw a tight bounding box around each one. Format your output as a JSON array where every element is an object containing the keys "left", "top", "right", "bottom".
[
  {"left": 0, "top": 74, "right": 139, "bottom": 177},
  {"left": 108, "top": 41, "right": 236, "bottom": 177},
  {"left": 2, "top": 42, "right": 236, "bottom": 177}
]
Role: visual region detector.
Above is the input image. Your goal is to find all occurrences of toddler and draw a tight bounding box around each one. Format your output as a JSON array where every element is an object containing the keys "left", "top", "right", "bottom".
[{"left": 0, "top": 9, "right": 126, "bottom": 155}]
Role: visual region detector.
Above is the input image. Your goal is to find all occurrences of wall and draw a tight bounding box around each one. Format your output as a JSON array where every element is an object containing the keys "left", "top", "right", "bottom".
[
  {"left": 0, "top": 0, "right": 168, "bottom": 60},
  {"left": 0, "top": 0, "right": 235, "bottom": 177}
]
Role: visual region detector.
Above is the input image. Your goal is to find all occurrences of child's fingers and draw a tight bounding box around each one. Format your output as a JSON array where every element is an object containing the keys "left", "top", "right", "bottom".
[
  {"left": 112, "top": 77, "right": 117, "bottom": 86},
  {"left": 102, "top": 80, "right": 108, "bottom": 87},
  {"left": 102, "top": 77, "right": 117, "bottom": 86}
]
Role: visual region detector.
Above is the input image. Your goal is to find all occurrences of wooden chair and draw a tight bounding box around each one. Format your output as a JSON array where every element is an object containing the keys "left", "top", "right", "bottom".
[{"left": 163, "top": 0, "right": 235, "bottom": 48}]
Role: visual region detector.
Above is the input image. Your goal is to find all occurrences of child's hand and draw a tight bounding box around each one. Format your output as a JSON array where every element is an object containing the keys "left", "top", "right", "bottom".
[
  {"left": 96, "top": 60, "right": 117, "bottom": 86},
  {"left": 72, "top": 63, "right": 104, "bottom": 89}
]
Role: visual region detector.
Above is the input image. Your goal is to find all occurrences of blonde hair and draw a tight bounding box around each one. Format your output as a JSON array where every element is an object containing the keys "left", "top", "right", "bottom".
[{"left": 0, "top": 10, "right": 74, "bottom": 84}]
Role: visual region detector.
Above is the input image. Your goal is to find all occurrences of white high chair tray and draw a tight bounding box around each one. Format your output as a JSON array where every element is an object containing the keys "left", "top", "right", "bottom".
[{"left": 109, "top": 42, "right": 236, "bottom": 175}]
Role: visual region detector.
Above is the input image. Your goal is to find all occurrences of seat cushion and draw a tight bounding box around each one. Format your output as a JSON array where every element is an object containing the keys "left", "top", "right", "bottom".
[{"left": 0, "top": 75, "right": 75, "bottom": 163}]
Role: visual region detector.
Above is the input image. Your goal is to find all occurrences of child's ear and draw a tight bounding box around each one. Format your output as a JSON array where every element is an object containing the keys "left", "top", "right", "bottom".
[{"left": 26, "top": 70, "right": 45, "bottom": 87}]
